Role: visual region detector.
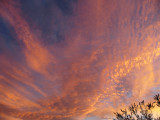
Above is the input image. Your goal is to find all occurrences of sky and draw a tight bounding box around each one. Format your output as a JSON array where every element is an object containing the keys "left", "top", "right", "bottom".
[{"left": 0, "top": 0, "right": 160, "bottom": 120}]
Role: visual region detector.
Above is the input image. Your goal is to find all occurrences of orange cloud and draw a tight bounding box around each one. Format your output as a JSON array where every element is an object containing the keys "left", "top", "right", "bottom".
[{"left": 0, "top": 0, "right": 160, "bottom": 119}]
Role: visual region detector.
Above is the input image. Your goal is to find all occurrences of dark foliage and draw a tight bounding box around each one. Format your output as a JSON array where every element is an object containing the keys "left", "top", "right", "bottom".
[{"left": 114, "top": 94, "right": 160, "bottom": 120}]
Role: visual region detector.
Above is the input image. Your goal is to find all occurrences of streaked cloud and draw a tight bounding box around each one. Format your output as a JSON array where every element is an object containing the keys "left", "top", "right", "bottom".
[{"left": 0, "top": 0, "right": 160, "bottom": 119}]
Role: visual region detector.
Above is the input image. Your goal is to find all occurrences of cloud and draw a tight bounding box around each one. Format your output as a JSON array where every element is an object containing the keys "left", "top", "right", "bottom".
[{"left": 0, "top": 0, "right": 160, "bottom": 119}]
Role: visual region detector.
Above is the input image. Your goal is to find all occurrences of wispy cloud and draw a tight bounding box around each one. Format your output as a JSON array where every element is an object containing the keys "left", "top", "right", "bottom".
[{"left": 0, "top": 0, "right": 160, "bottom": 119}]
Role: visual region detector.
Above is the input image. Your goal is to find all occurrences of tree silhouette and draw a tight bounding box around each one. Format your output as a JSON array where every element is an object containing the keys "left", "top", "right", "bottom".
[{"left": 114, "top": 94, "right": 160, "bottom": 120}]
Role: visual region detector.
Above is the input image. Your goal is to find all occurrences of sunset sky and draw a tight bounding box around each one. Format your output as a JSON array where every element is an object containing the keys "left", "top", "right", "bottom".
[{"left": 1, "top": 0, "right": 160, "bottom": 120}]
